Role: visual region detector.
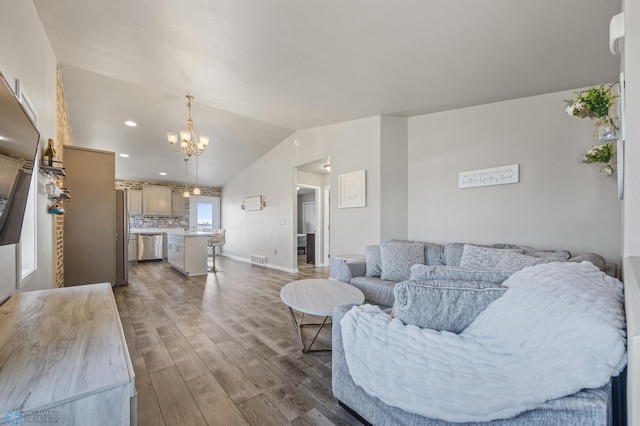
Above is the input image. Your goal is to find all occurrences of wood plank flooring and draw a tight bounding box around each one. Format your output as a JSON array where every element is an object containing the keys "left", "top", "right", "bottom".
[{"left": 114, "top": 256, "right": 359, "bottom": 426}]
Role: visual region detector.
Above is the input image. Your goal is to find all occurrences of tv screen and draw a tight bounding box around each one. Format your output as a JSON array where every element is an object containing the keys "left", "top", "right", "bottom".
[{"left": 0, "top": 72, "right": 40, "bottom": 246}]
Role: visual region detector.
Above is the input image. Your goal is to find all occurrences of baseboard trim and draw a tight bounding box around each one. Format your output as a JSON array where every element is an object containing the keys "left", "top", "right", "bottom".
[{"left": 220, "top": 253, "right": 297, "bottom": 274}]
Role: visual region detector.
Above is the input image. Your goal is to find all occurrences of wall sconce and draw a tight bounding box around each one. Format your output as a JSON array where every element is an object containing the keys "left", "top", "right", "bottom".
[{"left": 324, "top": 164, "right": 331, "bottom": 172}]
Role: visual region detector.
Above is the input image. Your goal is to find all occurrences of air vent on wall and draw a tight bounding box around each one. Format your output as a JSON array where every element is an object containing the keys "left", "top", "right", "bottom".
[{"left": 610, "top": 12, "right": 625, "bottom": 55}]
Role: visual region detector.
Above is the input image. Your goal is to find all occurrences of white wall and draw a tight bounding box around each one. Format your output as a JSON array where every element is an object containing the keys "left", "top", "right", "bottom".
[
  {"left": 621, "top": 1, "right": 640, "bottom": 424},
  {"left": 408, "top": 89, "right": 621, "bottom": 263},
  {"left": 0, "top": 1, "right": 57, "bottom": 300},
  {"left": 221, "top": 116, "right": 382, "bottom": 271},
  {"left": 623, "top": 0, "right": 640, "bottom": 257},
  {"left": 380, "top": 115, "right": 408, "bottom": 241}
]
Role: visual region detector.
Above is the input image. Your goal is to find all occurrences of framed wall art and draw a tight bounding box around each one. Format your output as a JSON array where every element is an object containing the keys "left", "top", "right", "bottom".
[
  {"left": 242, "top": 195, "right": 265, "bottom": 211},
  {"left": 338, "top": 170, "right": 366, "bottom": 208}
]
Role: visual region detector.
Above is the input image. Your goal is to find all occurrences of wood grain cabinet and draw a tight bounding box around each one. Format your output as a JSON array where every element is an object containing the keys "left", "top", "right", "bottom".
[
  {"left": 142, "top": 186, "right": 172, "bottom": 216},
  {"left": 0, "top": 283, "right": 136, "bottom": 425}
]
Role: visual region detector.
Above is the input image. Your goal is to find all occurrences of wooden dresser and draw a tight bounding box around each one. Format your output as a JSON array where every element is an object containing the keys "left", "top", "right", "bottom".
[{"left": 0, "top": 283, "right": 136, "bottom": 425}]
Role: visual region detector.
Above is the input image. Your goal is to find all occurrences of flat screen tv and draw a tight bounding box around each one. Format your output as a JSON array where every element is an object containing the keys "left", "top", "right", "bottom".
[{"left": 0, "top": 72, "right": 40, "bottom": 246}]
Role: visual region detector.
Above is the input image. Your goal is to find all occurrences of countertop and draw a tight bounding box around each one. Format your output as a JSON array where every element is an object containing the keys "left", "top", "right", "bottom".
[
  {"left": 130, "top": 228, "right": 185, "bottom": 234},
  {"left": 166, "top": 231, "right": 215, "bottom": 237},
  {"left": 130, "top": 228, "right": 217, "bottom": 237}
]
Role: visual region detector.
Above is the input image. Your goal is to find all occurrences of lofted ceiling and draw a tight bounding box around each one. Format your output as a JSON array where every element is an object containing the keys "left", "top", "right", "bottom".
[{"left": 33, "top": 0, "right": 621, "bottom": 187}]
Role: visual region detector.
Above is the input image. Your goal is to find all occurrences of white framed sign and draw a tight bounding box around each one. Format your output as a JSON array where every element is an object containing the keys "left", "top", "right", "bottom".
[
  {"left": 242, "top": 195, "right": 265, "bottom": 211},
  {"left": 339, "top": 170, "right": 366, "bottom": 208},
  {"left": 459, "top": 164, "right": 519, "bottom": 189}
]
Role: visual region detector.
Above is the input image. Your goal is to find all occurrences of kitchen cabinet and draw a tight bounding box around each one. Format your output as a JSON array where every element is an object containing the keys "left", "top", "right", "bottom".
[
  {"left": 127, "top": 189, "right": 143, "bottom": 216},
  {"left": 172, "top": 194, "right": 185, "bottom": 217},
  {"left": 142, "top": 186, "right": 172, "bottom": 216},
  {"left": 167, "top": 233, "right": 208, "bottom": 276},
  {"left": 128, "top": 233, "right": 138, "bottom": 262},
  {"left": 0, "top": 283, "right": 136, "bottom": 425}
]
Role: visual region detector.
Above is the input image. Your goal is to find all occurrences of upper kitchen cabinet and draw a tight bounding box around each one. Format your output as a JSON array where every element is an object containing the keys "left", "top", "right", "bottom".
[
  {"left": 172, "top": 194, "right": 185, "bottom": 217},
  {"left": 143, "top": 185, "right": 172, "bottom": 216},
  {"left": 127, "top": 189, "right": 142, "bottom": 216}
]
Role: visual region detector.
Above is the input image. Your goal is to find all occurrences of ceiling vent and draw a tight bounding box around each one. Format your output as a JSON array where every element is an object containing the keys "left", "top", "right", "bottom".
[{"left": 610, "top": 12, "right": 625, "bottom": 55}]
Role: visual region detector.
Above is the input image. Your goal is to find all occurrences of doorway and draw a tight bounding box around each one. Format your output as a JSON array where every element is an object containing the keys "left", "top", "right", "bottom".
[{"left": 294, "top": 156, "right": 330, "bottom": 269}]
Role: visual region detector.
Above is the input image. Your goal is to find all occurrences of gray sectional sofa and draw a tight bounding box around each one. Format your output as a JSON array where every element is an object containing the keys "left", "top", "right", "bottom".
[
  {"left": 333, "top": 239, "right": 623, "bottom": 425},
  {"left": 336, "top": 240, "right": 610, "bottom": 307}
]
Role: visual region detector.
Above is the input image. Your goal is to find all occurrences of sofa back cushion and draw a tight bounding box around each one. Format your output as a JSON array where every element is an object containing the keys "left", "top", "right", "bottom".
[
  {"left": 380, "top": 241, "right": 425, "bottom": 281},
  {"left": 410, "top": 265, "right": 512, "bottom": 284},
  {"left": 392, "top": 280, "right": 507, "bottom": 333},
  {"left": 424, "top": 243, "right": 444, "bottom": 266},
  {"left": 364, "top": 245, "right": 382, "bottom": 277}
]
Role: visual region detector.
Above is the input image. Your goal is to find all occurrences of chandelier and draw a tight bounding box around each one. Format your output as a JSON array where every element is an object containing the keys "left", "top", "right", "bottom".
[
  {"left": 167, "top": 95, "right": 209, "bottom": 197},
  {"left": 167, "top": 95, "right": 209, "bottom": 158}
]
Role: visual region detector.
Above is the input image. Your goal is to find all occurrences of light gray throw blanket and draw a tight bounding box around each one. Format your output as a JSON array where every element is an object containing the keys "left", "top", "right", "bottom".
[{"left": 341, "top": 261, "right": 626, "bottom": 422}]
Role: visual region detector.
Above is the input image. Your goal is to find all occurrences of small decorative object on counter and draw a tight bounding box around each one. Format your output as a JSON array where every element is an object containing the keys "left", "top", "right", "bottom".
[
  {"left": 581, "top": 143, "right": 615, "bottom": 176},
  {"left": 41, "top": 138, "right": 55, "bottom": 166},
  {"left": 565, "top": 84, "right": 620, "bottom": 142}
]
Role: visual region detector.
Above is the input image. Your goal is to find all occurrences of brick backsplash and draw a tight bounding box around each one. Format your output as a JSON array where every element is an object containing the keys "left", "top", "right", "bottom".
[
  {"left": 115, "top": 179, "right": 221, "bottom": 230},
  {"left": 55, "top": 66, "right": 74, "bottom": 288}
]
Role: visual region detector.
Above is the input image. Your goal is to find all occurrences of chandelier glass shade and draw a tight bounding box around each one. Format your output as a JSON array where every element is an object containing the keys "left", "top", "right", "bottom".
[{"left": 167, "top": 95, "right": 209, "bottom": 158}]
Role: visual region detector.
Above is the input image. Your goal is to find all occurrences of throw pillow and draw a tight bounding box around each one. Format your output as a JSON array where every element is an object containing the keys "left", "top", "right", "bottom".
[
  {"left": 380, "top": 241, "right": 425, "bottom": 281},
  {"left": 494, "top": 252, "right": 543, "bottom": 272},
  {"left": 392, "top": 280, "right": 507, "bottom": 333},
  {"left": 459, "top": 245, "right": 524, "bottom": 270},
  {"left": 410, "top": 265, "right": 512, "bottom": 284},
  {"left": 365, "top": 245, "right": 382, "bottom": 277},
  {"left": 520, "top": 246, "right": 571, "bottom": 262}
]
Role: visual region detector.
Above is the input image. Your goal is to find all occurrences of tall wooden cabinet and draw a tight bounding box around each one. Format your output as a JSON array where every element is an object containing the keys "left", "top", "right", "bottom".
[{"left": 63, "top": 146, "right": 116, "bottom": 287}]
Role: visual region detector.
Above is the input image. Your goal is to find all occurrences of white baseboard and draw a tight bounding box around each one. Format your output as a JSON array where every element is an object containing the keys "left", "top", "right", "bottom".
[{"left": 220, "top": 253, "right": 298, "bottom": 274}]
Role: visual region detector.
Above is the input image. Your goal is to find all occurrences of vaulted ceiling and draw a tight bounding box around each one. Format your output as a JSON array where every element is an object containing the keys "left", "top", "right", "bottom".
[{"left": 33, "top": 0, "right": 621, "bottom": 187}]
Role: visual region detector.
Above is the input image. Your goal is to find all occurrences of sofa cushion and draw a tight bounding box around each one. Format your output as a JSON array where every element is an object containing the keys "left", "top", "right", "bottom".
[
  {"left": 410, "top": 264, "right": 512, "bottom": 283},
  {"left": 350, "top": 276, "right": 397, "bottom": 307},
  {"left": 459, "top": 245, "right": 524, "bottom": 270},
  {"left": 569, "top": 253, "right": 606, "bottom": 271},
  {"left": 436, "top": 243, "right": 466, "bottom": 266},
  {"left": 364, "top": 245, "right": 382, "bottom": 277},
  {"left": 424, "top": 243, "right": 444, "bottom": 266},
  {"left": 380, "top": 241, "right": 425, "bottom": 282},
  {"left": 392, "top": 280, "right": 506, "bottom": 333}
]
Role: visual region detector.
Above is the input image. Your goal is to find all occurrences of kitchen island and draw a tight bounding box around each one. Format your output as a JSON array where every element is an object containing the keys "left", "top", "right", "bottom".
[{"left": 166, "top": 232, "right": 213, "bottom": 276}]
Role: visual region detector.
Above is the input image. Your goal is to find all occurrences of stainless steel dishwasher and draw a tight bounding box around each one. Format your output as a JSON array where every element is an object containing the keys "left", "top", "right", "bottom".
[{"left": 137, "top": 233, "right": 163, "bottom": 261}]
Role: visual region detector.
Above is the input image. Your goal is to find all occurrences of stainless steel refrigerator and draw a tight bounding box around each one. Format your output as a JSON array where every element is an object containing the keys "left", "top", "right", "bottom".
[{"left": 115, "top": 189, "right": 129, "bottom": 286}]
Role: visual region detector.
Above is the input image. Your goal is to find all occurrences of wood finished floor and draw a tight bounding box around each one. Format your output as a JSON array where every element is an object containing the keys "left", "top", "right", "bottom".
[{"left": 114, "top": 255, "right": 359, "bottom": 426}]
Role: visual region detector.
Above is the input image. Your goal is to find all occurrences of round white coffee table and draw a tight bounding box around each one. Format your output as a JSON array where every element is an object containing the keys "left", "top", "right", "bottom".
[{"left": 280, "top": 279, "right": 364, "bottom": 353}]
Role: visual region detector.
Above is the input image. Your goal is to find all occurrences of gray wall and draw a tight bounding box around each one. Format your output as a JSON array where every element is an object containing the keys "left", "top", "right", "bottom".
[
  {"left": 407, "top": 89, "right": 621, "bottom": 263},
  {"left": 0, "top": 2, "right": 57, "bottom": 301}
]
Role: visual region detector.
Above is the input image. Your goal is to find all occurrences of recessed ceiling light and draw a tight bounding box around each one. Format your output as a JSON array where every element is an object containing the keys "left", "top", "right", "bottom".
[
  {"left": 124, "top": 121, "right": 137, "bottom": 127},
  {"left": 159, "top": 172, "right": 167, "bottom": 176},
  {"left": 119, "top": 153, "right": 129, "bottom": 158}
]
